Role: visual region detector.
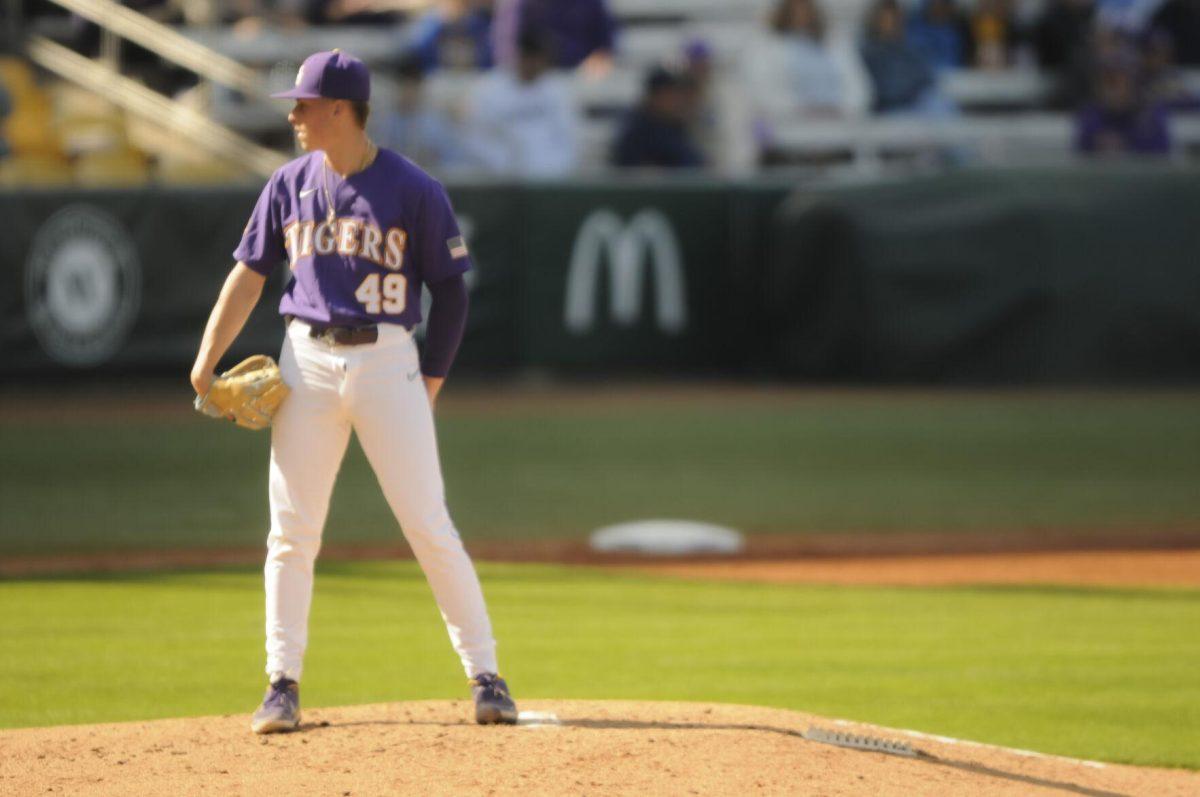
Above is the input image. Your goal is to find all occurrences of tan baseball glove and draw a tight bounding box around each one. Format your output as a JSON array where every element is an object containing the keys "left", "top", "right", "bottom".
[{"left": 194, "top": 355, "right": 290, "bottom": 431}]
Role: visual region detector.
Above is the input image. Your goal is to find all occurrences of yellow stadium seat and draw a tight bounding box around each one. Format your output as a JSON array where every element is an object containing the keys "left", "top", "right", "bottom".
[
  {"left": 49, "top": 83, "right": 117, "bottom": 121},
  {"left": 0, "top": 59, "right": 65, "bottom": 159},
  {"left": 0, "top": 154, "right": 74, "bottom": 187},
  {"left": 0, "top": 57, "right": 39, "bottom": 103},
  {"left": 2, "top": 87, "right": 61, "bottom": 158},
  {"left": 156, "top": 158, "right": 247, "bottom": 185},
  {"left": 50, "top": 84, "right": 129, "bottom": 156},
  {"left": 58, "top": 115, "right": 129, "bottom": 156},
  {"left": 126, "top": 116, "right": 206, "bottom": 164},
  {"left": 10, "top": 80, "right": 130, "bottom": 160},
  {"left": 74, "top": 149, "right": 150, "bottom": 186}
]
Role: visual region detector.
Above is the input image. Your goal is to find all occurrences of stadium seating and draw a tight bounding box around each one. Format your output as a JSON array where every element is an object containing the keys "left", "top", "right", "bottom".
[
  {"left": 181, "top": 1, "right": 1200, "bottom": 175},
  {"left": 0, "top": 154, "right": 74, "bottom": 187},
  {"left": 8, "top": 0, "right": 1200, "bottom": 183},
  {"left": 0, "top": 56, "right": 63, "bottom": 159},
  {"left": 155, "top": 157, "right": 246, "bottom": 185},
  {"left": 74, "top": 148, "right": 151, "bottom": 186},
  {"left": 51, "top": 86, "right": 132, "bottom": 157}
]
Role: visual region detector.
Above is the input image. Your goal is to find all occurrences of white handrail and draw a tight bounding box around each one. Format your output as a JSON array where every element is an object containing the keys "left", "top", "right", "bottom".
[
  {"left": 42, "top": 0, "right": 264, "bottom": 96},
  {"left": 27, "top": 36, "right": 287, "bottom": 178}
]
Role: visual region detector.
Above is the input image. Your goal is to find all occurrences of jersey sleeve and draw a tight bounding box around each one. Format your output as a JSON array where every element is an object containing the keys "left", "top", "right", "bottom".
[
  {"left": 232, "top": 174, "right": 287, "bottom": 276},
  {"left": 421, "top": 274, "right": 469, "bottom": 377},
  {"left": 418, "top": 180, "right": 472, "bottom": 284}
]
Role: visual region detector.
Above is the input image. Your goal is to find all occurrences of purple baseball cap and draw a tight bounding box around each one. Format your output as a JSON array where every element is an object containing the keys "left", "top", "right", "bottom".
[{"left": 272, "top": 49, "right": 370, "bottom": 102}]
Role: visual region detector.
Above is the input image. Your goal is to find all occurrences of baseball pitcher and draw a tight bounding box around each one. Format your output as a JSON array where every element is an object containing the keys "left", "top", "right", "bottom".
[{"left": 190, "top": 50, "right": 517, "bottom": 733}]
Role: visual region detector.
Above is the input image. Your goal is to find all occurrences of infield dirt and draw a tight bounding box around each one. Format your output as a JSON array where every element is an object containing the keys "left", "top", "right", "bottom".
[
  {"left": 2, "top": 700, "right": 1196, "bottom": 796},
  {"left": 628, "top": 549, "right": 1200, "bottom": 588}
]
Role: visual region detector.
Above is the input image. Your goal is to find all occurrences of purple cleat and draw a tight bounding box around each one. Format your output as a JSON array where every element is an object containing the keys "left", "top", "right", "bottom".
[
  {"left": 470, "top": 673, "right": 518, "bottom": 725},
  {"left": 251, "top": 678, "right": 301, "bottom": 734}
]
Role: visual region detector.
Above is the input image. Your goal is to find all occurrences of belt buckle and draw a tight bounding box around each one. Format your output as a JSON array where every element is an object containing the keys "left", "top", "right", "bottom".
[{"left": 316, "top": 327, "right": 338, "bottom": 346}]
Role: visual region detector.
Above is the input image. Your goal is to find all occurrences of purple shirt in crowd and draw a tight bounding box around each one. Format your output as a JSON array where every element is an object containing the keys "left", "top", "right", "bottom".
[
  {"left": 1075, "top": 104, "right": 1173, "bottom": 155},
  {"left": 493, "top": 0, "right": 616, "bottom": 68},
  {"left": 234, "top": 148, "right": 471, "bottom": 329}
]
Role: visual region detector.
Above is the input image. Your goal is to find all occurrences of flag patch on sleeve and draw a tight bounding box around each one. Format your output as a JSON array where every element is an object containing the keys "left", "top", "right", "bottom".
[{"left": 447, "top": 236, "right": 468, "bottom": 258}]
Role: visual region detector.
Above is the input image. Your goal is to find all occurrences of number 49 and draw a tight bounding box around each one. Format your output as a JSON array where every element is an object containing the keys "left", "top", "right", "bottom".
[{"left": 355, "top": 272, "right": 406, "bottom": 315}]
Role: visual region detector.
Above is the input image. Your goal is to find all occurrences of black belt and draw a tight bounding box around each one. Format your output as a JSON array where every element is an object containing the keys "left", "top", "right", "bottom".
[{"left": 285, "top": 315, "right": 379, "bottom": 346}]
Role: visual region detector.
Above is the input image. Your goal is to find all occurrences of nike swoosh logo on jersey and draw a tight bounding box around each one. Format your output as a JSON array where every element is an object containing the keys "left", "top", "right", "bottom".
[
  {"left": 407, "top": 369, "right": 421, "bottom": 381},
  {"left": 299, "top": 188, "right": 317, "bottom": 198}
]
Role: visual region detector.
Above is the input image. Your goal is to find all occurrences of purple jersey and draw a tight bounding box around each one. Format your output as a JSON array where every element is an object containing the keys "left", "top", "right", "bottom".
[{"left": 234, "top": 148, "right": 470, "bottom": 328}]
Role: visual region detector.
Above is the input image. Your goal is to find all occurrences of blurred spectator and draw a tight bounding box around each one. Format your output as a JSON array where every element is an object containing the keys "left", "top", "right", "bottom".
[
  {"left": 1034, "top": 0, "right": 1096, "bottom": 68},
  {"left": 1094, "top": 0, "right": 1164, "bottom": 33},
  {"left": 611, "top": 66, "right": 704, "bottom": 168},
  {"left": 1142, "top": 27, "right": 1200, "bottom": 110},
  {"left": 1036, "top": 1, "right": 1151, "bottom": 109},
  {"left": 1150, "top": 0, "right": 1200, "bottom": 64},
  {"left": 170, "top": 0, "right": 225, "bottom": 26},
  {"left": 680, "top": 37, "right": 760, "bottom": 173},
  {"left": 227, "top": 0, "right": 308, "bottom": 32},
  {"left": 312, "top": 0, "right": 404, "bottom": 26},
  {"left": 1076, "top": 51, "right": 1171, "bottom": 154},
  {"left": 906, "top": 0, "right": 971, "bottom": 70},
  {"left": 372, "top": 56, "right": 471, "bottom": 173},
  {"left": 493, "top": 0, "right": 616, "bottom": 75},
  {"left": 462, "top": 30, "right": 579, "bottom": 176},
  {"left": 232, "top": 0, "right": 405, "bottom": 27},
  {"left": 679, "top": 39, "right": 717, "bottom": 155},
  {"left": 744, "top": 0, "right": 872, "bottom": 119},
  {"left": 861, "top": 0, "right": 957, "bottom": 115},
  {"left": 970, "top": 0, "right": 1022, "bottom": 69},
  {"left": 681, "top": 38, "right": 715, "bottom": 109},
  {"left": 403, "top": 0, "right": 494, "bottom": 73},
  {"left": 1052, "top": 20, "right": 1142, "bottom": 108}
]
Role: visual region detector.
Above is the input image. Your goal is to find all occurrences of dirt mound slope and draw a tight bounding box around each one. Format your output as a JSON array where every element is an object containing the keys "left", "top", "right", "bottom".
[{"left": 1, "top": 700, "right": 1195, "bottom": 796}]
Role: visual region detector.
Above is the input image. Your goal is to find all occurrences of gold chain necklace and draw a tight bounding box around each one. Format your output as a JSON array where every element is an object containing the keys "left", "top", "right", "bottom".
[{"left": 322, "top": 140, "right": 376, "bottom": 226}]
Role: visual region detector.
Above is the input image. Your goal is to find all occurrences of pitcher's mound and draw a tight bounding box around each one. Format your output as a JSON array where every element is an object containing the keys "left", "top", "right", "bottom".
[{"left": 2, "top": 700, "right": 1196, "bottom": 796}]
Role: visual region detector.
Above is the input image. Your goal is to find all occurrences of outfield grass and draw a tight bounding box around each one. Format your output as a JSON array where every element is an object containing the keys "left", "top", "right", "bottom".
[
  {"left": 0, "top": 562, "right": 1197, "bottom": 769},
  {"left": 1, "top": 391, "right": 1199, "bottom": 554}
]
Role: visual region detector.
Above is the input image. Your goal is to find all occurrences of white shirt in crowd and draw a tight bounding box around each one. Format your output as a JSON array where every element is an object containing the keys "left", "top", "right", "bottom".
[
  {"left": 742, "top": 29, "right": 873, "bottom": 121},
  {"left": 463, "top": 69, "right": 580, "bottom": 177}
]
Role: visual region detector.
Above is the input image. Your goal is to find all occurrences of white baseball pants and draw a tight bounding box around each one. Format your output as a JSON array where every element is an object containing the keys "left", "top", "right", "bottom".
[{"left": 263, "top": 319, "right": 498, "bottom": 682}]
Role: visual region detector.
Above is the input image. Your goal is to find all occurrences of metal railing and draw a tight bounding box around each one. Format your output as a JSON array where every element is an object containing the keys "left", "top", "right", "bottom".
[
  {"left": 27, "top": 36, "right": 287, "bottom": 177},
  {"left": 40, "top": 0, "right": 264, "bottom": 96},
  {"left": 19, "top": 0, "right": 289, "bottom": 178},
  {"left": 769, "top": 114, "right": 1200, "bottom": 170}
]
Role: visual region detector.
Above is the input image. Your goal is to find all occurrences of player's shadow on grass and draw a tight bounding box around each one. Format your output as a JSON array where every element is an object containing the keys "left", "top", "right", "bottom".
[{"left": 304, "top": 716, "right": 1128, "bottom": 797}]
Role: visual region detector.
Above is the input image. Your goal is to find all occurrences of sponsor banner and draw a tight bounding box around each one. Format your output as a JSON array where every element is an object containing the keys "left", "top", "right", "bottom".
[
  {"left": 25, "top": 205, "right": 142, "bottom": 367},
  {"left": 428, "top": 186, "right": 521, "bottom": 371},
  {"left": 0, "top": 184, "right": 771, "bottom": 378},
  {"left": 5, "top": 171, "right": 1198, "bottom": 383},
  {"left": 0, "top": 187, "right": 524, "bottom": 377},
  {"left": 520, "top": 186, "right": 754, "bottom": 370},
  {"left": 0, "top": 189, "right": 281, "bottom": 376}
]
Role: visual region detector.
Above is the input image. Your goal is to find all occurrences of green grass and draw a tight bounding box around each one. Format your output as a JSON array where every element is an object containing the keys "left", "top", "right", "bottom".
[
  {"left": 1, "top": 391, "right": 1198, "bottom": 554},
  {"left": 0, "top": 562, "right": 1197, "bottom": 769}
]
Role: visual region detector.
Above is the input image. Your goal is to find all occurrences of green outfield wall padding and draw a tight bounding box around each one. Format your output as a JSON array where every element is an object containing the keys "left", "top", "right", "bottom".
[
  {"left": 767, "top": 167, "right": 1200, "bottom": 382},
  {"left": 1, "top": 168, "right": 1198, "bottom": 382},
  {"left": 0, "top": 188, "right": 522, "bottom": 376}
]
